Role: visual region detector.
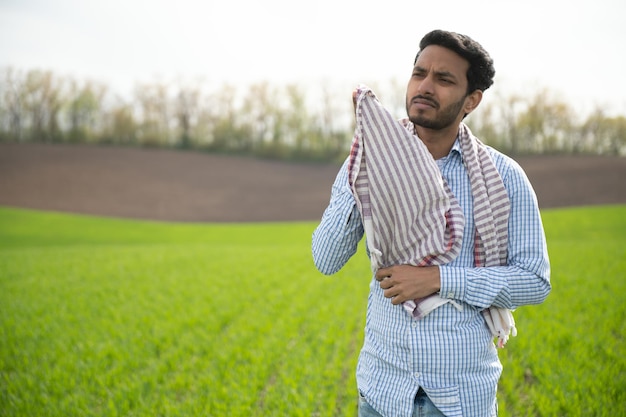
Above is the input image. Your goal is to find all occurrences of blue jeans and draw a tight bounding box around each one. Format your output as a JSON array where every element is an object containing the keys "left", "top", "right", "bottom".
[{"left": 358, "top": 390, "right": 445, "bottom": 417}]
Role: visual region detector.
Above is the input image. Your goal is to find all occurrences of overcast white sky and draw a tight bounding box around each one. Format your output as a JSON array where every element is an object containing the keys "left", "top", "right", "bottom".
[{"left": 1, "top": 0, "right": 625, "bottom": 116}]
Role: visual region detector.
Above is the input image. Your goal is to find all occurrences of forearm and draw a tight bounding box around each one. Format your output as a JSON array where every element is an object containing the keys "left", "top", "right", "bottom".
[
  {"left": 440, "top": 173, "right": 551, "bottom": 308},
  {"left": 440, "top": 261, "right": 550, "bottom": 309},
  {"left": 312, "top": 162, "right": 364, "bottom": 275}
]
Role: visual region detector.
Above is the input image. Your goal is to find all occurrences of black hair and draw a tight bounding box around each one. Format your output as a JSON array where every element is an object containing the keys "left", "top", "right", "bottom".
[{"left": 414, "top": 30, "right": 495, "bottom": 94}]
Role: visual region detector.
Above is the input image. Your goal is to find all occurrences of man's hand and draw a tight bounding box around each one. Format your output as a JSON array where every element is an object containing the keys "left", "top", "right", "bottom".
[{"left": 375, "top": 265, "right": 441, "bottom": 305}]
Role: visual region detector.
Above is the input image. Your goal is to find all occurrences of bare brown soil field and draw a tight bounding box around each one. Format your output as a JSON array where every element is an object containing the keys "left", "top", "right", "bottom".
[{"left": 1, "top": 142, "right": 624, "bottom": 222}]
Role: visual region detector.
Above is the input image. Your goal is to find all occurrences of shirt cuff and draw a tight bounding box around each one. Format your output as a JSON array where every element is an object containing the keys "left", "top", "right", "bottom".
[{"left": 439, "top": 265, "right": 467, "bottom": 302}]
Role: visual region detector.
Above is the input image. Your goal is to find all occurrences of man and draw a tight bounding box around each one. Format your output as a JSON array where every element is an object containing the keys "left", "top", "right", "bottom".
[{"left": 311, "top": 30, "right": 551, "bottom": 417}]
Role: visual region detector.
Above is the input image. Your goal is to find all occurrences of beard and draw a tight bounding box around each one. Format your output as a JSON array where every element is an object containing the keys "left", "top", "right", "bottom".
[{"left": 407, "top": 94, "right": 466, "bottom": 130}]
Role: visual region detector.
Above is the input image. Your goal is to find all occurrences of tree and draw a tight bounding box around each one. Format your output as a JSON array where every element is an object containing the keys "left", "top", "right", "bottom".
[
  {"left": 22, "top": 70, "right": 64, "bottom": 142},
  {"left": 0, "top": 67, "right": 25, "bottom": 142},
  {"left": 284, "top": 84, "right": 309, "bottom": 156},
  {"left": 103, "top": 98, "right": 137, "bottom": 145},
  {"left": 240, "top": 81, "right": 277, "bottom": 152},
  {"left": 134, "top": 81, "right": 171, "bottom": 146},
  {"left": 516, "top": 89, "right": 573, "bottom": 153},
  {"left": 0, "top": 66, "right": 625, "bottom": 159},
  {"left": 315, "top": 79, "right": 352, "bottom": 159},
  {"left": 581, "top": 109, "right": 626, "bottom": 155},
  {"left": 209, "top": 83, "right": 251, "bottom": 152},
  {"left": 174, "top": 80, "right": 202, "bottom": 148},
  {"left": 606, "top": 116, "right": 626, "bottom": 156},
  {"left": 66, "top": 79, "right": 106, "bottom": 143}
]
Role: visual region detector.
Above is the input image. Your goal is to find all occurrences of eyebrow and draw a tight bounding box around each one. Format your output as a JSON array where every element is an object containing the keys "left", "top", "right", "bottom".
[
  {"left": 413, "top": 65, "right": 458, "bottom": 80},
  {"left": 435, "top": 70, "right": 456, "bottom": 80}
]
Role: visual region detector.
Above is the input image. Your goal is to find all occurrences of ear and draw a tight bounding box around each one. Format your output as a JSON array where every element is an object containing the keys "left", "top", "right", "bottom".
[{"left": 463, "top": 90, "right": 483, "bottom": 115}]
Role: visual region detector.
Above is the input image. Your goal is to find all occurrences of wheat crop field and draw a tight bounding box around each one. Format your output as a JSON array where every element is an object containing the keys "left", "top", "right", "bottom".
[{"left": 1, "top": 205, "right": 625, "bottom": 416}]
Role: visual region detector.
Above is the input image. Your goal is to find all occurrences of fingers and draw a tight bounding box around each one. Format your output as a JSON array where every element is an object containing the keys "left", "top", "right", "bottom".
[
  {"left": 376, "top": 267, "right": 397, "bottom": 302},
  {"left": 387, "top": 293, "right": 402, "bottom": 305},
  {"left": 384, "top": 288, "right": 407, "bottom": 305},
  {"left": 382, "top": 287, "right": 401, "bottom": 304},
  {"left": 376, "top": 266, "right": 413, "bottom": 304},
  {"left": 378, "top": 274, "right": 403, "bottom": 304},
  {"left": 378, "top": 275, "right": 392, "bottom": 289},
  {"left": 375, "top": 267, "right": 391, "bottom": 281}
]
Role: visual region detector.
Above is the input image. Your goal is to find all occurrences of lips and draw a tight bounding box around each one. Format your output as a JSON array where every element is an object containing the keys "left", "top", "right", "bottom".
[{"left": 411, "top": 96, "right": 438, "bottom": 110}]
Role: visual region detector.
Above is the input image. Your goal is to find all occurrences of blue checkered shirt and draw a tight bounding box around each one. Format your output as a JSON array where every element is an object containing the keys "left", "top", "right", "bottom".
[{"left": 312, "top": 139, "right": 551, "bottom": 417}]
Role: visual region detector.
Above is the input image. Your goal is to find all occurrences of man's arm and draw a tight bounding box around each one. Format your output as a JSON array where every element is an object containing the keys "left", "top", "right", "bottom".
[
  {"left": 312, "top": 159, "right": 364, "bottom": 275},
  {"left": 439, "top": 160, "right": 551, "bottom": 309}
]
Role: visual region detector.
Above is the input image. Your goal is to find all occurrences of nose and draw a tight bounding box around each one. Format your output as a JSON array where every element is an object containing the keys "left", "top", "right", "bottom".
[{"left": 417, "top": 73, "right": 435, "bottom": 96}]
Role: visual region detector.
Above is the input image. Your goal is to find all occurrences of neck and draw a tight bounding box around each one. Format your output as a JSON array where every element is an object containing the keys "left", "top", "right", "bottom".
[{"left": 415, "top": 123, "right": 460, "bottom": 160}]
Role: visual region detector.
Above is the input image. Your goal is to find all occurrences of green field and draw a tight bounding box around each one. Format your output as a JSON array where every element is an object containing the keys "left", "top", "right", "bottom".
[{"left": 1, "top": 205, "right": 625, "bottom": 416}]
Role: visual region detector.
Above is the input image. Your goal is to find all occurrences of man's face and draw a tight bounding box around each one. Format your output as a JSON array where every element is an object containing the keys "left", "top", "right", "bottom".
[{"left": 406, "top": 45, "right": 471, "bottom": 130}]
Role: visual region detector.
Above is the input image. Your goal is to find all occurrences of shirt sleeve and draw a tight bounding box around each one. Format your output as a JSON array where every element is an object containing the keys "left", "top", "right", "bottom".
[
  {"left": 312, "top": 159, "right": 365, "bottom": 275},
  {"left": 439, "top": 160, "right": 551, "bottom": 309}
]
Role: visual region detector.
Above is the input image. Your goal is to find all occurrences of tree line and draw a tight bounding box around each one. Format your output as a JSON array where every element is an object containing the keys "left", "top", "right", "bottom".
[{"left": 1, "top": 67, "right": 624, "bottom": 161}]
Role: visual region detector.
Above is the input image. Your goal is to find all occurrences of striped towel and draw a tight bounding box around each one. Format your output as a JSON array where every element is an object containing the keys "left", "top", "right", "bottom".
[
  {"left": 349, "top": 85, "right": 517, "bottom": 347},
  {"left": 348, "top": 85, "right": 465, "bottom": 319}
]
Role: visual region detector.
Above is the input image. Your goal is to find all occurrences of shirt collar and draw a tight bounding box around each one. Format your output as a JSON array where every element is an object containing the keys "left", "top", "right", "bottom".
[
  {"left": 441, "top": 136, "right": 463, "bottom": 162},
  {"left": 402, "top": 118, "right": 464, "bottom": 161},
  {"left": 446, "top": 137, "right": 464, "bottom": 161}
]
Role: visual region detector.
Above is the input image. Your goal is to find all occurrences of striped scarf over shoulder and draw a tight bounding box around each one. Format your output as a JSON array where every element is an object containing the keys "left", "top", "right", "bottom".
[{"left": 348, "top": 85, "right": 516, "bottom": 347}]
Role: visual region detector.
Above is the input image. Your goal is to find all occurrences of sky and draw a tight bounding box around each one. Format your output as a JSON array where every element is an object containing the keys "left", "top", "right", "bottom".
[{"left": 1, "top": 0, "right": 625, "bottom": 117}]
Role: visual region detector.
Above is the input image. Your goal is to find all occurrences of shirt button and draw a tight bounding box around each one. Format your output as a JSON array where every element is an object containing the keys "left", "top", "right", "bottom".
[
  {"left": 412, "top": 322, "right": 418, "bottom": 328},
  {"left": 447, "top": 292, "right": 454, "bottom": 298},
  {"left": 414, "top": 372, "right": 421, "bottom": 378}
]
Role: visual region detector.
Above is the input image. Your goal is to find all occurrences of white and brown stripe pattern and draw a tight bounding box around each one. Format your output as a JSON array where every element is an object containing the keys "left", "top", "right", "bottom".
[
  {"left": 402, "top": 121, "right": 510, "bottom": 268},
  {"left": 348, "top": 85, "right": 465, "bottom": 318},
  {"left": 349, "top": 86, "right": 516, "bottom": 344}
]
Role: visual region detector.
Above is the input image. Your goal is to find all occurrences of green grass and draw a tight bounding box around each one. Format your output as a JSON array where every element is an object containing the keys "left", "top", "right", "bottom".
[
  {"left": 1, "top": 205, "right": 625, "bottom": 416},
  {"left": 497, "top": 205, "right": 626, "bottom": 416}
]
